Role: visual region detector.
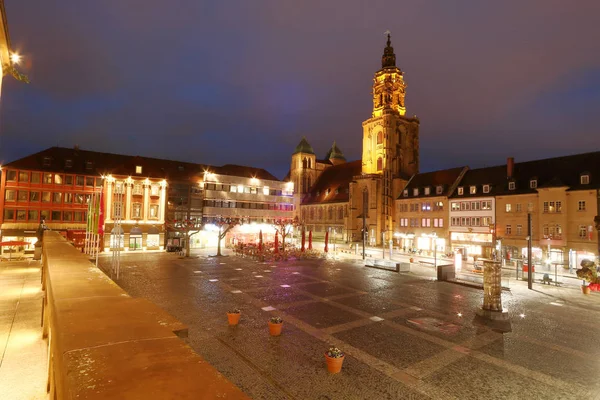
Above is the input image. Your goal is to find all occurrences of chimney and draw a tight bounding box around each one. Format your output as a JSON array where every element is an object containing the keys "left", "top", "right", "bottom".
[{"left": 507, "top": 157, "right": 514, "bottom": 178}]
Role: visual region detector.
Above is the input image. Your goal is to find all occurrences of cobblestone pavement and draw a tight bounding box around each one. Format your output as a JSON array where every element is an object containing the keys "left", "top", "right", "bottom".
[{"left": 99, "top": 251, "right": 600, "bottom": 400}]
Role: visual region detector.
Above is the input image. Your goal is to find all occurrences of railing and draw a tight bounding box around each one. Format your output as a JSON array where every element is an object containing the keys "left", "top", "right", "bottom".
[{"left": 41, "top": 231, "right": 248, "bottom": 399}]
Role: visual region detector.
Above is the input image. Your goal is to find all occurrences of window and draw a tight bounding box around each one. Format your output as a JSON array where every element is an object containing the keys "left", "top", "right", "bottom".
[
  {"left": 76, "top": 176, "right": 84, "bottom": 186},
  {"left": 433, "top": 218, "right": 444, "bottom": 228},
  {"left": 28, "top": 210, "right": 39, "bottom": 221},
  {"left": 53, "top": 192, "right": 62, "bottom": 203},
  {"left": 115, "top": 181, "right": 124, "bottom": 194},
  {"left": 413, "top": 188, "right": 419, "bottom": 196},
  {"left": 16, "top": 191, "right": 28, "bottom": 202},
  {"left": 377, "top": 131, "right": 383, "bottom": 144},
  {"left": 43, "top": 173, "right": 53, "bottom": 184},
  {"left": 508, "top": 182, "right": 515, "bottom": 190},
  {"left": 481, "top": 201, "right": 492, "bottom": 210},
  {"left": 506, "top": 225, "right": 512, "bottom": 235},
  {"left": 65, "top": 175, "right": 73, "bottom": 185},
  {"left": 64, "top": 193, "right": 72, "bottom": 203},
  {"left": 424, "top": 187, "right": 430, "bottom": 195},
  {"left": 516, "top": 225, "right": 522, "bottom": 236},
  {"left": 516, "top": 203, "right": 522, "bottom": 212},
  {"left": 136, "top": 165, "right": 142, "bottom": 174},
  {"left": 42, "top": 192, "right": 51, "bottom": 202},
  {"left": 74, "top": 211, "right": 84, "bottom": 222},
  {"left": 483, "top": 185, "right": 490, "bottom": 194},
  {"left": 581, "top": 174, "right": 590, "bottom": 185},
  {"left": 31, "top": 172, "right": 40, "bottom": 184},
  {"left": 422, "top": 202, "right": 431, "bottom": 211},
  {"left": 471, "top": 201, "right": 480, "bottom": 211},
  {"left": 579, "top": 225, "right": 587, "bottom": 239},
  {"left": 85, "top": 161, "right": 93, "bottom": 170},
  {"left": 113, "top": 202, "right": 123, "bottom": 218},
  {"left": 43, "top": 157, "right": 51, "bottom": 167},
  {"left": 451, "top": 202, "right": 460, "bottom": 211},
  {"left": 63, "top": 211, "right": 72, "bottom": 222},
  {"left": 133, "top": 183, "right": 143, "bottom": 195},
  {"left": 18, "top": 171, "right": 29, "bottom": 182},
  {"left": 74, "top": 194, "right": 84, "bottom": 204},
  {"left": 506, "top": 204, "right": 512, "bottom": 212},
  {"left": 149, "top": 204, "right": 159, "bottom": 219},
  {"left": 132, "top": 203, "right": 142, "bottom": 219},
  {"left": 377, "top": 157, "right": 383, "bottom": 171},
  {"left": 403, "top": 189, "right": 408, "bottom": 197},
  {"left": 543, "top": 201, "right": 549, "bottom": 213},
  {"left": 434, "top": 201, "right": 444, "bottom": 211},
  {"left": 4, "top": 190, "right": 16, "bottom": 201},
  {"left": 555, "top": 201, "right": 562, "bottom": 212},
  {"left": 400, "top": 218, "right": 408, "bottom": 227},
  {"left": 470, "top": 186, "right": 476, "bottom": 194},
  {"left": 86, "top": 177, "right": 94, "bottom": 186},
  {"left": 51, "top": 211, "right": 62, "bottom": 221},
  {"left": 54, "top": 174, "right": 63, "bottom": 185},
  {"left": 263, "top": 186, "right": 270, "bottom": 195},
  {"left": 40, "top": 210, "right": 50, "bottom": 222},
  {"left": 436, "top": 185, "right": 443, "bottom": 195},
  {"left": 65, "top": 159, "right": 72, "bottom": 168},
  {"left": 3, "top": 209, "right": 15, "bottom": 220},
  {"left": 30, "top": 192, "right": 40, "bottom": 202},
  {"left": 457, "top": 187, "right": 464, "bottom": 195},
  {"left": 244, "top": 186, "right": 251, "bottom": 194},
  {"left": 530, "top": 179, "right": 537, "bottom": 189},
  {"left": 578, "top": 201, "right": 586, "bottom": 211},
  {"left": 422, "top": 218, "right": 431, "bottom": 227}
]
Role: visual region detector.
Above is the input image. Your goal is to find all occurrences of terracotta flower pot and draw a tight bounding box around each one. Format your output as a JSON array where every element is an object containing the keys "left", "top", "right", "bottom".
[
  {"left": 324, "top": 353, "right": 345, "bottom": 374},
  {"left": 409, "top": 258, "right": 414, "bottom": 263},
  {"left": 582, "top": 285, "right": 591, "bottom": 295},
  {"left": 227, "top": 312, "right": 241, "bottom": 325},
  {"left": 268, "top": 321, "right": 283, "bottom": 336}
]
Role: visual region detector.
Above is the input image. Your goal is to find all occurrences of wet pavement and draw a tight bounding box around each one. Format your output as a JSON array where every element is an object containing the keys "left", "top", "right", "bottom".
[{"left": 99, "top": 250, "right": 600, "bottom": 400}]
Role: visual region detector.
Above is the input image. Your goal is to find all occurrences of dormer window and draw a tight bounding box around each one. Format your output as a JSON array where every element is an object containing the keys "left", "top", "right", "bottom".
[
  {"left": 581, "top": 174, "right": 590, "bottom": 185},
  {"left": 413, "top": 188, "right": 419, "bottom": 196},
  {"left": 85, "top": 161, "right": 93, "bottom": 170},
  {"left": 135, "top": 165, "right": 142, "bottom": 174},
  {"left": 508, "top": 181, "right": 516, "bottom": 190},
  {"left": 43, "top": 157, "right": 51, "bottom": 167},
  {"left": 483, "top": 185, "right": 490, "bottom": 194},
  {"left": 436, "top": 185, "right": 443, "bottom": 195},
  {"left": 65, "top": 159, "right": 73, "bottom": 168},
  {"left": 424, "top": 187, "right": 430, "bottom": 195},
  {"left": 326, "top": 189, "right": 330, "bottom": 195},
  {"left": 403, "top": 189, "right": 408, "bottom": 197},
  {"left": 530, "top": 179, "right": 537, "bottom": 189},
  {"left": 457, "top": 187, "right": 464, "bottom": 195},
  {"left": 178, "top": 166, "right": 184, "bottom": 172},
  {"left": 335, "top": 189, "right": 339, "bottom": 195},
  {"left": 470, "top": 186, "right": 476, "bottom": 194}
]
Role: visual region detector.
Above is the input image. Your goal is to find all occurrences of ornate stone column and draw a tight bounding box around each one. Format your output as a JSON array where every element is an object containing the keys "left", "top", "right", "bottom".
[{"left": 476, "top": 258, "right": 509, "bottom": 321}]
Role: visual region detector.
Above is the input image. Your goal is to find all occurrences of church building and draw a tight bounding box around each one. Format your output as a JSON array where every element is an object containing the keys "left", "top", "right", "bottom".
[{"left": 291, "top": 34, "right": 420, "bottom": 245}]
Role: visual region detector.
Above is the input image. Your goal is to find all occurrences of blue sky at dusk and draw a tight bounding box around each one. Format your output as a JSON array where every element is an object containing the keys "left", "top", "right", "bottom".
[{"left": 1, "top": 1, "right": 599, "bottom": 179}]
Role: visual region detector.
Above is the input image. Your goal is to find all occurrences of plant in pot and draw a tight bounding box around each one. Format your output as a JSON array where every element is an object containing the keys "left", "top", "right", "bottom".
[
  {"left": 227, "top": 308, "right": 241, "bottom": 325},
  {"left": 268, "top": 316, "right": 283, "bottom": 336},
  {"left": 576, "top": 259, "right": 599, "bottom": 294},
  {"left": 324, "top": 346, "right": 345, "bottom": 373}
]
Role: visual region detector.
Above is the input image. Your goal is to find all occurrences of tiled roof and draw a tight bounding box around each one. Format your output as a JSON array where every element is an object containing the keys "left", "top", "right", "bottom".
[
  {"left": 399, "top": 167, "right": 467, "bottom": 199},
  {"left": 449, "top": 165, "right": 507, "bottom": 198},
  {"left": 2, "top": 147, "right": 280, "bottom": 182},
  {"left": 301, "top": 160, "right": 361, "bottom": 205}
]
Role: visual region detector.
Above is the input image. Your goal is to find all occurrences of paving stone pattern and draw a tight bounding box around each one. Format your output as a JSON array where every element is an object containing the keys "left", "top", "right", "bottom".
[{"left": 99, "top": 252, "right": 600, "bottom": 400}]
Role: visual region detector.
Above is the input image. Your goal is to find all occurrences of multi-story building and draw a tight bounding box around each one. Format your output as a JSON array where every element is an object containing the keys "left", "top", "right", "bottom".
[
  {"left": 292, "top": 34, "right": 420, "bottom": 245},
  {"left": 495, "top": 154, "right": 600, "bottom": 269},
  {"left": 448, "top": 166, "right": 507, "bottom": 260},
  {"left": 395, "top": 167, "right": 467, "bottom": 254}
]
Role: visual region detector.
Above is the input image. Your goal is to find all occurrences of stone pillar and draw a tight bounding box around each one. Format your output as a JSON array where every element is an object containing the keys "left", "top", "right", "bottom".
[
  {"left": 125, "top": 181, "right": 132, "bottom": 221},
  {"left": 143, "top": 182, "right": 150, "bottom": 222},
  {"left": 476, "top": 258, "right": 509, "bottom": 320}
]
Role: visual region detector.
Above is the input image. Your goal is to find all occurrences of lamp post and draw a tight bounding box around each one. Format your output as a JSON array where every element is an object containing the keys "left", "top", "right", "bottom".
[
  {"left": 527, "top": 213, "right": 533, "bottom": 290},
  {"left": 382, "top": 231, "right": 385, "bottom": 259}
]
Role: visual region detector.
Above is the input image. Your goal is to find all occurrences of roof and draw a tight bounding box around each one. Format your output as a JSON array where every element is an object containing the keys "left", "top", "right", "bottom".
[
  {"left": 301, "top": 160, "right": 362, "bottom": 205},
  {"left": 293, "top": 137, "right": 315, "bottom": 155},
  {"left": 399, "top": 167, "right": 467, "bottom": 199},
  {"left": 450, "top": 150, "right": 600, "bottom": 198},
  {"left": 325, "top": 142, "right": 346, "bottom": 161},
  {"left": 2, "top": 146, "right": 281, "bottom": 183}
]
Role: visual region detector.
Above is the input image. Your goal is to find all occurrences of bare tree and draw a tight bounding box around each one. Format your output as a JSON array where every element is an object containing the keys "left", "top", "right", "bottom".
[
  {"left": 209, "top": 217, "right": 241, "bottom": 257},
  {"left": 272, "top": 217, "right": 299, "bottom": 253},
  {"left": 165, "top": 218, "right": 203, "bottom": 257}
]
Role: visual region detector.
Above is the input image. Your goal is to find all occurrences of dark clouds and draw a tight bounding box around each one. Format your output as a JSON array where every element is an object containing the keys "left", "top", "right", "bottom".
[{"left": 1, "top": 0, "right": 599, "bottom": 178}]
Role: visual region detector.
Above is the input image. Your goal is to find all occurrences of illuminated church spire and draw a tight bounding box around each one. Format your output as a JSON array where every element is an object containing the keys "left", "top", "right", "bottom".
[{"left": 381, "top": 30, "right": 397, "bottom": 69}]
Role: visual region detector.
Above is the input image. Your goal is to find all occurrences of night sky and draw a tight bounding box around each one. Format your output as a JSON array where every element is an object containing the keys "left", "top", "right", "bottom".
[{"left": 1, "top": 1, "right": 599, "bottom": 179}]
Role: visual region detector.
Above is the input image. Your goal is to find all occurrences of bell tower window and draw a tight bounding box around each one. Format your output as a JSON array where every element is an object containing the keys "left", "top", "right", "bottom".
[{"left": 377, "top": 157, "right": 383, "bottom": 171}]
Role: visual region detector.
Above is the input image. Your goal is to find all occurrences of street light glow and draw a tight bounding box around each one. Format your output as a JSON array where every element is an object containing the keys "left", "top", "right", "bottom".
[{"left": 10, "top": 52, "right": 21, "bottom": 64}]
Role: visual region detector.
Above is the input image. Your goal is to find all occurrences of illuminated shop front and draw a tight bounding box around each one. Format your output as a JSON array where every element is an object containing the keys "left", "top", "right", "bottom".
[{"left": 450, "top": 231, "right": 493, "bottom": 259}]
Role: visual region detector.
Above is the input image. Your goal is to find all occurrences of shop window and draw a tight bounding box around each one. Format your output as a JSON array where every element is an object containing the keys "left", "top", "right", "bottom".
[
  {"left": 28, "top": 210, "right": 39, "bottom": 221},
  {"left": 31, "top": 172, "right": 41, "bottom": 184}
]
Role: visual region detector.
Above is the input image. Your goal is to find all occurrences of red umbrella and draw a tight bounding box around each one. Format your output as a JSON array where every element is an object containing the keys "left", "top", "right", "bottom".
[
  {"left": 308, "top": 230, "right": 313, "bottom": 250},
  {"left": 324, "top": 230, "right": 329, "bottom": 253},
  {"left": 274, "top": 232, "right": 279, "bottom": 254},
  {"left": 301, "top": 229, "right": 306, "bottom": 252},
  {"left": 258, "top": 230, "right": 263, "bottom": 252}
]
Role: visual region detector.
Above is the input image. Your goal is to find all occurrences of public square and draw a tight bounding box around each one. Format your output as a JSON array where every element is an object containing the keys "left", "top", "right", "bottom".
[{"left": 98, "top": 251, "right": 600, "bottom": 400}]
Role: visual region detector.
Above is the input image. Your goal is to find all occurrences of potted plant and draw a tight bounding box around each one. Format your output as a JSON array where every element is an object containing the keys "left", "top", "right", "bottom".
[
  {"left": 227, "top": 308, "right": 241, "bottom": 325},
  {"left": 576, "top": 259, "right": 599, "bottom": 294},
  {"left": 324, "top": 346, "right": 345, "bottom": 374},
  {"left": 268, "top": 316, "right": 283, "bottom": 336}
]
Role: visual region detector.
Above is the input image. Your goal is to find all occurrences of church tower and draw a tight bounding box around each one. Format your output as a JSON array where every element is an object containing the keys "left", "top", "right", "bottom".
[
  {"left": 290, "top": 137, "right": 317, "bottom": 196},
  {"left": 361, "top": 33, "right": 420, "bottom": 178}
]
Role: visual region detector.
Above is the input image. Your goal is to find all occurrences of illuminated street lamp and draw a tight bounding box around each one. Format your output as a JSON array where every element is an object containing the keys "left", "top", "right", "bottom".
[{"left": 10, "top": 52, "right": 20, "bottom": 64}]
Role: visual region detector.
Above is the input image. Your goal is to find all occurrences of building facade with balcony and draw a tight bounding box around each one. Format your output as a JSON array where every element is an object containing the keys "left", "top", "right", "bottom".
[{"left": 395, "top": 167, "right": 467, "bottom": 255}]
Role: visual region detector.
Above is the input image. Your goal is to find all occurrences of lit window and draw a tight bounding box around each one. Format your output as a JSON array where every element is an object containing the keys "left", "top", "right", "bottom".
[
  {"left": 506, "top": 204, "right": 512, "bottom": 212},
  {"left": 413, "top": 188, "right": 419, "bottom": 196},
  {"left": 457, "top": 187, "right": 464, "bottom": 195},
  {"left": 150, "top": 184, "right": 160, "bottom": 196},
  {"left": 238, "top": 185, "right": 244, "bottom": 193},
  {"left": 470, "top": 186, "right": 476, "bottom": 194},
  {"left": 403, "top": 190, "right": 408, "bottom": 197},
  {"left": 506, "top": 225, "right": 512, "bottom": 235},
  {"left": 424, "top": 187, "right": 430, "bottom": 195},
  {"left": 132, "top": 203, "right": 142, "bottom": 219},
  {"left": 508, "top": 182, "right": 515, "bottom": 190},
  {"left": 530, "top": 179, "right": 537, "bottom": 189},
  {"left": 581, "top": 174, "right": 590, "bottom": 185},
  {"left": 149, "top": 204, "right": 159, "bottom": 219},
  {"left": 136, "top": 165, "right": 142, "bottom": 174},
  {"left": 263, "top": 186, "right": 270, "bottom": 195},
  {"left": 516, "top": 203, "right": 522, "bottom": 212},
  {"left": 483, "top": 185, "right": 490, "bottom": 193},
  {"left": 579, "top": 225, "right": 587, "bottom": 239}
]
